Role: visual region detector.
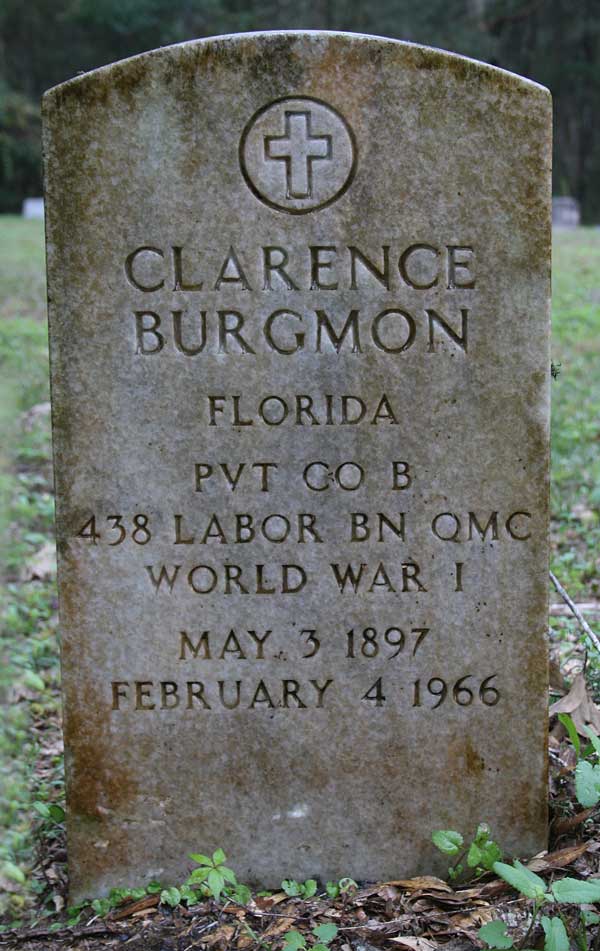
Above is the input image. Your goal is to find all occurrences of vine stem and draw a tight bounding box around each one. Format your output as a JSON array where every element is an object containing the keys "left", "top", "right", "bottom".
[
  {"left": 518, "top": 897, "right": 544, "bottom": 950},
  {"left": 448, "top": 846, "right": 469, "bottom": 881}
]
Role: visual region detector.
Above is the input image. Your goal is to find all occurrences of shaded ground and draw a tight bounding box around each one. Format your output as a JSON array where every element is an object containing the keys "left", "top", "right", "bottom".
[{"left": 1, "top": 766, "right": 599, "bottom": 951}]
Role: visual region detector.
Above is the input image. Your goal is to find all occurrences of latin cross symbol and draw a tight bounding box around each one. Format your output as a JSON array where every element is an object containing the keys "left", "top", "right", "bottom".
[{"left": 264, "top": 110, "right": 332, "bottom": 199}]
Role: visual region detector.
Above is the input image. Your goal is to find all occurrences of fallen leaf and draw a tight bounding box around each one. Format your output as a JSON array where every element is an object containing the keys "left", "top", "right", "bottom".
[
  {"left": 363, "top": 916, "right": 417, "bottom": 936},
  {"left": 480, "top": 879, "right": 511, "bottom": 898},
  {"left": 552, "top": 808, "right": 596, "bottom": 838},
  {"left": 549, "top": 674, "right": 600, "bottom": 735},
  {"left": 22, "top": 401, "right": 51, "bottom": 430},
  {"left": 450, "top": 886, "right": 489, "bottom": 901},
  {"left": 261, "top": 916, "right": 296, "bottom": 939},
  {"left": 389, "top": 936, "right": 438, "bottom": 951},
  {"left": 221, "top": 905, "right": 247, "bottom": 918},
  {"left": 40, "top": 735, "right": 64, "bottom": 757},
  {"left": 571, "top": 503, "right": 596, "bottom": 525},
  {"left": 0, "top": 874, "right": 22, "bottom": 894},
  {"left": 236, "top": 931, "right": 255, "bottom": 950},
  {"left": 21, "top": 540, "right": 56, "bottom": 581},
  {"left": 549, "top": 656, "right": 568, "bottom": 691},
  {"left": 527, "top": 842, "right": 590, "bottom": 872},
  {"left": 449, "top": 906, "right": 495, "bottom": 929},
  {"left": 112, "top": 894, "right": 160, "bottom": 919},
  {"left": 203, "top": 924, "right": 236, "bottom": 948},
  {"left": 355, "top": 877, "right": 452, "bottom": 901},
  {"left": 388, "top": 877, "right": 453, "bottom": 893},
  {"left": 416, "top": 888, "right": 483, "bottom": 906},
  {"left": 253, "top": 891, "right": 289, "bottom": 910}
]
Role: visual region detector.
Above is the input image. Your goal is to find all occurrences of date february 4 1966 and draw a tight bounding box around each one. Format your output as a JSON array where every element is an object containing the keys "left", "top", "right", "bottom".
[{"left": 109, "top": 673, "right": 500, "bottom": 711}]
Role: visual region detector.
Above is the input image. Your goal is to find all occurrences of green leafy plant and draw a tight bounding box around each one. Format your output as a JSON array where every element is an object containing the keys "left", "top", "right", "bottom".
[
  {"left": 160, "top": 885, "right": 183, "bottom": 908},
  {"left": 65, "top": 904, "right": 86, "bottom": 928},
  {"left": 281, "top": 878, "right": 318, "bottom": 899},
  {"left": 186, "top": 849, "right": 238, "bottom": 901},
  {"left": 69, "top": 885, "right": 153, "bottom": 922},
  {"left": 62, "top": 849, "right": 251, "bottom": 926},
  {"left": 181, "top": 849, "right": 251, "bottom": 905},
  {"left": 573, "top": 725, "right": 600, "bottom": 808},
  {"left": 228, "top": 881, "right": 253, "bottom": 904},
  {"left": 479, "top": 920, "right": 515, "bottom": 950},
  {"left": 432, "top": 823, "right": 502, "bottom": 880},
  {"left": 283, "top": 922, "right": 338, "bottom": 951},
  {"left": 33, "top": 801, "right": 65, "bottom": 825},
  {"left": 479, "top": 859, "right": 600, "bottom": 951},
  {"left": 558, "top": 712, "right": 581, "bottom": 758},
  {"left": 325, "top": 877, "right": 358, "bottom": 899},
  {"left": 556, "top": 714, "right": 600, "bottom": 808}
]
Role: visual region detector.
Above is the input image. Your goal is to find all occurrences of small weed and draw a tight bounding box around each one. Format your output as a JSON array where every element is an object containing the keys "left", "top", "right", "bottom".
[
  {"left": 558, "top": 715, "right": 600, "bottom": 808},
  {"left": 282, "top": 878, "right": 318, "bottom": 899},
  {"left": 186, "top": 848, "right": 245, "bottom": 902},
  {"left": 283, "top": 922, "right": 338, "bottom": 951},
  {"left": 480, "top": 860, "right": 600, "bottom": 951},
  {"left": 54, "top": 851, "right": 358, "bottom": 939},
  {"left": 56, "top": 849, "right": 254, "bottom": 927},
  {"left": 325, "top": 877, "right": 358, "bottom": 899},
  {"left": 432, "top": 822, "right": 502, "bottom": 880}
]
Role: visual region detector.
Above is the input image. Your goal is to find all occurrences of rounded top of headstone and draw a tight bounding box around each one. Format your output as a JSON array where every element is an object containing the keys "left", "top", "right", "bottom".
[{"left": 42, "top": 30, "right": 550, "bottom": 106}]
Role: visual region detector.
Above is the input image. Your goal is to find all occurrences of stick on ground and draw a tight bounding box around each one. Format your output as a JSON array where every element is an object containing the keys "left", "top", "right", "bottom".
[{"left": 550, "top": 570, "right": 600, "bottom": 654}]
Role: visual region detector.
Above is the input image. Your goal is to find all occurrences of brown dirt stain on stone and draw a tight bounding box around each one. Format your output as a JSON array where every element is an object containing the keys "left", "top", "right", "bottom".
[{"left": 64, "top": 683, "right": 140, "bottom": 821}]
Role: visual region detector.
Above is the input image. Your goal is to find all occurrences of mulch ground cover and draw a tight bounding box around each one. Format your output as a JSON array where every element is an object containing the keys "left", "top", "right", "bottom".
[{"left": 1, "top": 841, "right": 598, "bottom": 951}]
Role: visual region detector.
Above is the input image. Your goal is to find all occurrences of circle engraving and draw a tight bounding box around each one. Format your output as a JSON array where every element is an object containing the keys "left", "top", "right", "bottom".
[{"left": 240, "top": 96, "right": 357, "bottom": 214}]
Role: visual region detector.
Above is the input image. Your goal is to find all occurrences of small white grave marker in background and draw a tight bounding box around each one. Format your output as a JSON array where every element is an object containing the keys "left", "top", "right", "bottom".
[{"left": 22, "top": 197, "right": 44, "bottom": 219}]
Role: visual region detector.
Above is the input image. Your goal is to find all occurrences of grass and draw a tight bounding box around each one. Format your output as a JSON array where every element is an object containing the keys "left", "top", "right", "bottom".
[
  {"left": 0, "top": 217, "right": 599, "bottom": 927},
  {"left": 0, "top": 217, "right": 62, "bottom": 926},
  {"left": 550, "top": 230, "right": 600, "bottom": 601}
]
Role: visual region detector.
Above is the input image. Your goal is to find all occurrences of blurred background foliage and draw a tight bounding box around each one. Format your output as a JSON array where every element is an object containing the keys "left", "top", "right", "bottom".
[{"left": 0, "top": 0, "right": 599, "bottom": 217}]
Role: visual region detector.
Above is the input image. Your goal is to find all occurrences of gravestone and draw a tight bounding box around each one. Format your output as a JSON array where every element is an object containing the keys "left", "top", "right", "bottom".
[
  {"left": 42, "top": 32, "right": 552, "bottom": 901},
  {"left": 552, "top": 196, "right": 580, "bottom": 228},
  {"left": 22, "top": 197, "right": 44, "bottom": 219}
]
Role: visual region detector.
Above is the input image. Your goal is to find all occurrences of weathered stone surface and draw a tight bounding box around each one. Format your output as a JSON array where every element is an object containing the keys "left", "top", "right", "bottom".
[{"left": 42, "top": 31, "right": 551, "bottom": 901}]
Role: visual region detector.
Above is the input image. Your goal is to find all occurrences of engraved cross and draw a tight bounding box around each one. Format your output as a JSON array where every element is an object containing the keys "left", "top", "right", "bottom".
[{"left": 264, "top": 110, "right": 332, "bottom": 199}]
